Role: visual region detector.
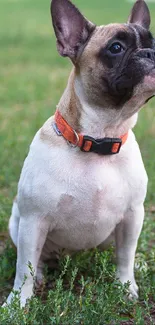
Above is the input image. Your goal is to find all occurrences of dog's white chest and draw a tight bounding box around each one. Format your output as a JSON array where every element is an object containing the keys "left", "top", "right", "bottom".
[
  {"left": 49, "top": 157, "right": 126, "bottom": 249},
  {"left": 18, "top": 130, "right": 147, "bottom": 251}
]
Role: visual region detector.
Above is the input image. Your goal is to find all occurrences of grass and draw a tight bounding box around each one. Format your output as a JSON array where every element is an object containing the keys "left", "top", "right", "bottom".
[{"left": 0, "top": 0, "right": 155, "bottom": 323}]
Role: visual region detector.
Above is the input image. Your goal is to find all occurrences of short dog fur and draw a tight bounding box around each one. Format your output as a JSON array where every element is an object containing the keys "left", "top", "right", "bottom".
[{"left": 5, "top": 0, "right": 155, "bottom": 306}]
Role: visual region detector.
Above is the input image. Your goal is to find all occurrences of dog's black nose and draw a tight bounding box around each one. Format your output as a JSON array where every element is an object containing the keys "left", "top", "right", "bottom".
[{"left": 137, "top": 48, "right": 155, "bottom": 62}]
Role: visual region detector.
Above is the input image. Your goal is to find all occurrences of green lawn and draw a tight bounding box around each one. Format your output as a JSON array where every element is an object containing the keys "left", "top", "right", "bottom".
[{"left": 0, "top": 0, "right": 155, "bottom": 323}]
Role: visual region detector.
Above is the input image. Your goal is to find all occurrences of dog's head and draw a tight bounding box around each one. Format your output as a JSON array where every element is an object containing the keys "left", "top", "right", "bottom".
[{"left": 51, "top": 0, "right": 155, "bottom": 117}]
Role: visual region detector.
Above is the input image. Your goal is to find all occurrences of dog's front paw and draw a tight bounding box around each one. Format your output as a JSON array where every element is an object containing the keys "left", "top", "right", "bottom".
[
  {"left": 4, "top": 283, "right": 34, "bottom": 308},
  {"left": 117, "top": 273, "right": 139, "bottom": 300},
  {"left": 128, "top": 281, "right": 139, "bottom": 300},
  {"left": 2, "top": 291, "right": 21, "bottom": 309}
]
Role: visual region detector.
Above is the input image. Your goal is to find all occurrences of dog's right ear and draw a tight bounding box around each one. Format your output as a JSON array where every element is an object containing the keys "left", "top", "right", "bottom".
[
  {"left": 128, "top": 0, "right": 151, "bottom": 30},
  {"left": 50, "top": 0, "right": 95, "bottom": 62}
]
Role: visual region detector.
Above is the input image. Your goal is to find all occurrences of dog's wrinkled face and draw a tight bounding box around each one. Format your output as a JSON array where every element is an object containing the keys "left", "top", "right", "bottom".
[
  {"left": 79, "top": 23, "right": 154, "bottom": 108},
  {"left": 51, "top": 0, "right": 155, "bottom": 112}
]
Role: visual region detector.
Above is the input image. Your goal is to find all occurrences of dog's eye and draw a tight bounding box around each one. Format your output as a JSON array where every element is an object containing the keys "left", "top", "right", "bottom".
[{"left": 108, "top": 42, "right": 124, "bottom": 54}]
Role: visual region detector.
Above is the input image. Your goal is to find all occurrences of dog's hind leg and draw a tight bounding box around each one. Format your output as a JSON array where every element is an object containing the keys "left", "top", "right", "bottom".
[
  {"left": 9, "top": 197, "right": 20, "bottom": 247},
  {"left": 36, "top": 254, "right": 59, "bottom": 288},
  {"left": 36, "top": 239, "right": 60, "bottom": 287},
  {"left": 35, "top": 260, "right": 45, "bottom": 288}
]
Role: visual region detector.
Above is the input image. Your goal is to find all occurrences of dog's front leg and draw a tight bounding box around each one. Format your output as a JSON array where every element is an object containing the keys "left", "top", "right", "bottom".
[
  {"left": 115, "top": 204, "right": 144, "bottom": 299},
  {"left": 6, "top": 216, "right": 49, "bottom": 307}
]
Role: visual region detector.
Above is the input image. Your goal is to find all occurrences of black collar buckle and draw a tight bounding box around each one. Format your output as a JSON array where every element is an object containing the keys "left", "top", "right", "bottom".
[{"left": 81, "top": 135, "right": 122, "bottom": 155}]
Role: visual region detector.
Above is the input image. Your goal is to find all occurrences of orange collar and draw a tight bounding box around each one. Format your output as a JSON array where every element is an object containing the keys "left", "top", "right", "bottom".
[{"left": 54, "top": 110, "right": 128, "bottom": 155}]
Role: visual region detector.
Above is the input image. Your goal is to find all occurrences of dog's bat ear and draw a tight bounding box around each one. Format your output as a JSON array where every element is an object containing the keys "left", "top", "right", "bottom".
[
  {"left": 50, "top": 0, "right": 96, "bottom": 62},
  {"left": 128, "top": 0, "right": 151, "bottom": 29},
  {"left": 128, "top": 0, "right": 150, "bottom": 30}
]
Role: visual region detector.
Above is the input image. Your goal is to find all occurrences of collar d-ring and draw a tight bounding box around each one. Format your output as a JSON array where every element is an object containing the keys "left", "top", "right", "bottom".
[{"left": 67, "top": 129, "right": 79, "bottom": 148}]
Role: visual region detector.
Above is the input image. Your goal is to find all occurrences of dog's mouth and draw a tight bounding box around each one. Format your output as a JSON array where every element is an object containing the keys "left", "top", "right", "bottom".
[
  {"left": 145, "top": 68, "right": 155, "bottom": 81},
  {"left": 122, "top": 68, "right": 155, "bottom": 112},
  {"left": 144, "top": 95, "right": 154, "bottom": 104},
  {"left": 142, "top": 69, "right": 155, "bottom": 97},
  {"left": 105, "top": 63, "right": 155, "bottom": 107}
]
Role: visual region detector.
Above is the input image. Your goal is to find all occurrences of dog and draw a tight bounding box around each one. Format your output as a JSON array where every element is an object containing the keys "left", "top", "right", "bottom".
[{"left": 4, "top": 0, "right": 155, "bottom": 307}]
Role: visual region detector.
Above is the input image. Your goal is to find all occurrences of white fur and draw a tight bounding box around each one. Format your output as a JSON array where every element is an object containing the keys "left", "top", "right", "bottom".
[
  {"left": 6, "top": 119, "right": 148, "bottom": 306},
  {"left": 6, "top": 68, "right": 155, "bottom": 307}
]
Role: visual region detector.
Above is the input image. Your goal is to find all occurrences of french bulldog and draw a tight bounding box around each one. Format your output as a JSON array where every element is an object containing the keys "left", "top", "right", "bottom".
[{"left": 5, "top": 0, "right": 155, "bottom": 307}]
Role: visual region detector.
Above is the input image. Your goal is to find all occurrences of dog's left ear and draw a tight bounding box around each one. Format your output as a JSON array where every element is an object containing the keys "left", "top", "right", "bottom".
[
  {"left": 128, "top": 0, "right": 150, "bottom": 30},
  {"left": 50, "top": 0, "right": 96, "bottom": 62}
]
